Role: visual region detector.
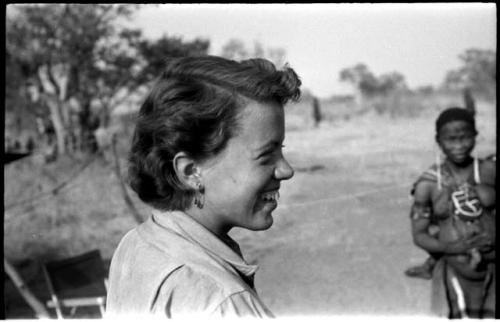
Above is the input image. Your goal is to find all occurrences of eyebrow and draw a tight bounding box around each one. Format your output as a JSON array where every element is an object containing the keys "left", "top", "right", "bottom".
[{"left": 254, "top": 141, "right": 282, "bottom": 157}]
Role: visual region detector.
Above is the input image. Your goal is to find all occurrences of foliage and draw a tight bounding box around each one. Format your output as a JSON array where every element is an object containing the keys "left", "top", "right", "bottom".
[
  {"left": 442, "top": 48, "right": 496, "bottom": 99},
  {"left": 415, "top": 85, "right": 435, "bottom": 95},
  {"left": 339, "top": 63, "right": 408, "bottom": 98},
  {"left": 339, "top": 63, "right": 410, "bottom": 117},
  {"left": 137, "top": 35, "right": 209, "bottom": 79},
  {"left": 220, "top": 38, "right": 287, "bottom": 67},
  {"left": 339, "top": 63, "right": 379, "bottom": 97},
  {"left": 6, "top": 4, "right": 210, "bottom": 157}
]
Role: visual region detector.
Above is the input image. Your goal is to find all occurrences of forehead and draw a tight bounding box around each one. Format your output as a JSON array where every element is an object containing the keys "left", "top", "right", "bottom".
[
  {"left": 438, "top": 120, "right": 474, "bottom": 136},
  {"left": 235, "top": 100, "right": 284, "bottom": 145}
]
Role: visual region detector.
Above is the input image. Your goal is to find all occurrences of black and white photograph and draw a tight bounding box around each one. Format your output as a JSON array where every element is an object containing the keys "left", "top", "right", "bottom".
[{"left": 4, "top": 3, "right": 496, "bottom": 319}]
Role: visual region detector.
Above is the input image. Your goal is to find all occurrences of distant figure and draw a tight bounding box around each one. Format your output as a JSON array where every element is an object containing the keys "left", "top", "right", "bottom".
[
  {"left": 312, "top": 96, "right": 322, "bottom": 127},
  {"left": 463, "top": 87, "right": 476, "bottom": 118},
  {"left": 36, "top": 116, "right": 55, "bottom": 146},
  {"left": 25, "top": 136, "right": 35, "bottom": 153},
  {"left": 106, "top": 56, "right": 301, "bottom": 318},
  {"left": 407, "top": 107, "right": 495, "bottom": 318},
  {"left": 13, "top": 140, "right": 21, "bottom": 151}
]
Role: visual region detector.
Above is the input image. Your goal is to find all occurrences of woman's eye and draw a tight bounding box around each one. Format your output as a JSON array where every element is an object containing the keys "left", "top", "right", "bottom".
[
  {"left": 257, "top": 145, "right": 284, "bottom": 164},
  {"left": 259, "top": 152, "right": 273, "bottom": 161},
  {"left": 258, "top": 150, "right": 276, "bottom": 163}
]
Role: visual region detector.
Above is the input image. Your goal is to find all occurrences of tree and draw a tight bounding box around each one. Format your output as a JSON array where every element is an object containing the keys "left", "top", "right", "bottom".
[
  {"left": 415, "top": 85, "right": 435, "bottom": 95},
  {"left": 6, "top": 4, "right": 138, "bottom": 155},
  {"left": 442, "top": 48, "right": 496, "bottom": 99},
  {"left": 339, "top": 64, "right": 409, "bottom": 106},
  {"left": 6, "top": 4, "right": 211, "bottom": 157},
  {"left": 378, "top": 71, "right": 408, "bottom": 94},
  {"left": 220, "top": 39, "right": 249, "bottom": 62},
  {"left": 463, "top": 87, "right": 476, "bottom": 117},
  {"left": 266, "top": 47, "right": 286, "bottom": 69},
  {"left": 220, "top": 38, "right": 287, "bottom": 67},
  {"left": 137, "top": 35, "right": 209, "bottom": 81},
  {"left": 339, "top": 63, "right": 379, "bottom": 105}
]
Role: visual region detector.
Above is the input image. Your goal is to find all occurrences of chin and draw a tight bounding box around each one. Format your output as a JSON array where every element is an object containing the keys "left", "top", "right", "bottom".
[
  {"left": 259, "top": 219, "right": 274, "bottom": 231},
  {"left": 249, "top": 214, "right": 274, "bottom": 231},
  {"left": 452, "top": 157, "right": 471, "bottom": 166}
]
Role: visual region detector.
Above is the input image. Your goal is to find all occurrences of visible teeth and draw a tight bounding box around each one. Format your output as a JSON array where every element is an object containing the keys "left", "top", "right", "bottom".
[{"left": 261, "top": 191, "right": 279, "bottom": 202}]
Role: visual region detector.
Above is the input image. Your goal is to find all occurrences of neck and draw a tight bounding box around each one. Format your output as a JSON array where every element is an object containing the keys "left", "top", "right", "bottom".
[
  {"left": 445, "top": 156, "right": 474, "bottom": 175},
  {"left": 184, "top": 207, "right": 232, "bottom": 243}
]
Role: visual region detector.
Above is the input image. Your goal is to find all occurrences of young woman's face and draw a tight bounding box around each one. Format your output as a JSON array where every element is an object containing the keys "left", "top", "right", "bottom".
[
  {"left": 437, "top": 120, "right": 476, "bottom": 165},
  {"left": 200, "top": 99, "right": 294, "bottom": 233}
]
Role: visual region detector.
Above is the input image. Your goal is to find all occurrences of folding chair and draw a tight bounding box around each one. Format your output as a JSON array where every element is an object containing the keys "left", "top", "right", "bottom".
[{"left": 42, "top": 249, "right": 108, "bottom": 319}]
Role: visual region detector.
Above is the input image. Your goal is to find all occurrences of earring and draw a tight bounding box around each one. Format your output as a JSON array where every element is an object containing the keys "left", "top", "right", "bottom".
[{"left": 194, "top": 182, "right": 205, "bottom": 209}]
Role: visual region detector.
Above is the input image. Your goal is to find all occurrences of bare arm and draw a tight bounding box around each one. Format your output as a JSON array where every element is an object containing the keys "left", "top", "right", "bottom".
[
  {"left": 480, "top": 159, "right": 496, "bottom": 187},
  {"left": 479, "top": 159, "right": 496, "bottom": 260}
]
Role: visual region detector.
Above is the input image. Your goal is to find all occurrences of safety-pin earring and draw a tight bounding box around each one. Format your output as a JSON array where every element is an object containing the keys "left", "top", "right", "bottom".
[{"left": 194, "top": 182, "right": 205, "bottom": 209}]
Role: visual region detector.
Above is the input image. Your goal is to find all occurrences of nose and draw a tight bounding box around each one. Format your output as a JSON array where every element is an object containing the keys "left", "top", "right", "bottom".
[
  {"left": 450, "top": 140, "right": 466, "bottom": 149},
  {"left": 450, "top": 142, "right": 469, "bottom": 154},
  {"left": 274, "top": 157, "right": 294, "bottom": 180}
]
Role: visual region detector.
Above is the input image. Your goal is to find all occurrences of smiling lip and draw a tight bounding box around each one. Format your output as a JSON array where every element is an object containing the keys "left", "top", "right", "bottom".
[
  {"left": 261, "top": 185, "right": 280, "bottom": 193},
  {"left": 452, "top": 153, "right": 467, "bottom": 159},
  {"left": 259, "top": 186, "right": 280, "bottom": 204}
]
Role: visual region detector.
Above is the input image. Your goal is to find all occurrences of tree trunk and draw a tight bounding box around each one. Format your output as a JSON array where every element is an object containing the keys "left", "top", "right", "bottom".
[
  {"left": 45, "top": 95, "right": 67, "bottom": 156},
  {"left": 463, "top": 87, "right": 476, "bottom": 117},
  {"left": 111, "top": 134, "right": 144, "bottom": 224},
  {"left": 354, "top": 87, "right": 364, "bottom": 108},
  {"left": 4, "top": 258, "right": 51, "bottom": 319},
  {"left": 79, "top": 100, "right": 98, "bottom": 153},
  {"left": 99, "top": 105, "right": 111, "bottom": 129}
]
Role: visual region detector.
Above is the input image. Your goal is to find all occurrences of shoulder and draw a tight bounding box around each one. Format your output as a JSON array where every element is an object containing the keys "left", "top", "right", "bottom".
[
  {"left": 479, "top": 159, "right": 496, "bottom": 185},
  {"left": 107, "top": 228, "right": 186, "bottom": 315},
  {"left": 216, "top": 290, "right": 274, "bottom": 317},
  {"left": 161, "top": 264, "right": 247, "bottom": 298},
  {"left": 411, "top": 164, "right": 438, "bottom": 202},
  {"left": 108, "top": 226, "right": 185, "bottom": 294},
  {"left": 414, "top": 164, "right": 440, "bottom": 186},
  {"left": 155, "top": 265, "right": 251, "bottom": 316},
  {"left": 111, "top": 227, "right": 172, "bottom": 267}
]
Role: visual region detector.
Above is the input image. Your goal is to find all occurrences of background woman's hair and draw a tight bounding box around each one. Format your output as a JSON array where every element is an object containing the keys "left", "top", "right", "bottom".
[
  {"left": 435, "top": 106, "right": 477, "bottom": 136},
  {"left": 128, "top": 55, "right": 302, "bottom": 211}
]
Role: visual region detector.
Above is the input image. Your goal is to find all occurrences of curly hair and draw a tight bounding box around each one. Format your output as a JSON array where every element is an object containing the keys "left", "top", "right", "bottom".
[{"left": 128, "top": 55, "right": 302, "bottom": 211}]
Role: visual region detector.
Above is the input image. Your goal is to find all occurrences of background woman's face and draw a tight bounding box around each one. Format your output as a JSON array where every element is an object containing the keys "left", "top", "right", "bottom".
[
  {"left": 437, "top": 120, "right": 476, "bottom": 164},
  {"left": 201, "top": 99, "right": 294, "bottom": 233}
]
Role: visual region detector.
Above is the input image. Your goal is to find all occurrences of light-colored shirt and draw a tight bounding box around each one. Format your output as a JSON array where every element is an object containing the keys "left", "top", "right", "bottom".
[{"left": 106, "top": 209, "right": 274, "bottom": 318}]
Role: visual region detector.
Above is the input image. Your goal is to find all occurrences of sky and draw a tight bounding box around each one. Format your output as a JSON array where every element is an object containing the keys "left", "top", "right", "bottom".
[{"left": 128, "top": 3, "right": 496, "bottom": 98}]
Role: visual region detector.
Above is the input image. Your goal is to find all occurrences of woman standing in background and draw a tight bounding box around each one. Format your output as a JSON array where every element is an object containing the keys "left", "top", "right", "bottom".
[{"left": 409, "top": 107, "right": 495, "bottom": 318}]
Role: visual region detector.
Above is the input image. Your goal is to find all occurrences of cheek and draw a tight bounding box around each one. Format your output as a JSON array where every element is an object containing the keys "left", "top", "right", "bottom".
[
  {"left": 440, "top": 140, "right": 474, "bottom": 151},
  {"left": 238, "top": 175, "right": 266, "bottom": 199},
  {"left": 234, "top": 171, "right": 273, "bottom": 206},
  {"left": 211, "top": 168, "right": 261, "bottom": 202}
]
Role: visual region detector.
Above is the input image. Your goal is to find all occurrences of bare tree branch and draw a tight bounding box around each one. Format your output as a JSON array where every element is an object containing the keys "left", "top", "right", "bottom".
[{"left": 45, "top": 61, "right": 61, "bottom": 99}]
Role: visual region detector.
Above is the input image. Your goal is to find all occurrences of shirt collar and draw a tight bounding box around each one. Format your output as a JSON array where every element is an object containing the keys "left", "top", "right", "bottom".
[{"left": 149, "top": 209, "right": 259, "bottom": 278}]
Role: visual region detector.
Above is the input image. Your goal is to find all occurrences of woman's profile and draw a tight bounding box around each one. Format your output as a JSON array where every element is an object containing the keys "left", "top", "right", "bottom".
[{"left": 106, "top": 56, "right": 302, "bottom": 317}]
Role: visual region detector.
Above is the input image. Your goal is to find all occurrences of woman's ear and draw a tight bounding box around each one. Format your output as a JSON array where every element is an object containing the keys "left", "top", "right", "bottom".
[{"left": 172, "top": 152, "right": 201, "bottom": 190}]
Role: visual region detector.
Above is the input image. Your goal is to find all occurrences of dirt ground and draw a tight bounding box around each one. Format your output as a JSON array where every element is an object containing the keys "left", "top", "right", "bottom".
[
  {"left": 231, "top": 104, "right": 496, "bottom": 317},
  {"left": 4, "top": 102, "right": 495, "bottom": 319}
]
